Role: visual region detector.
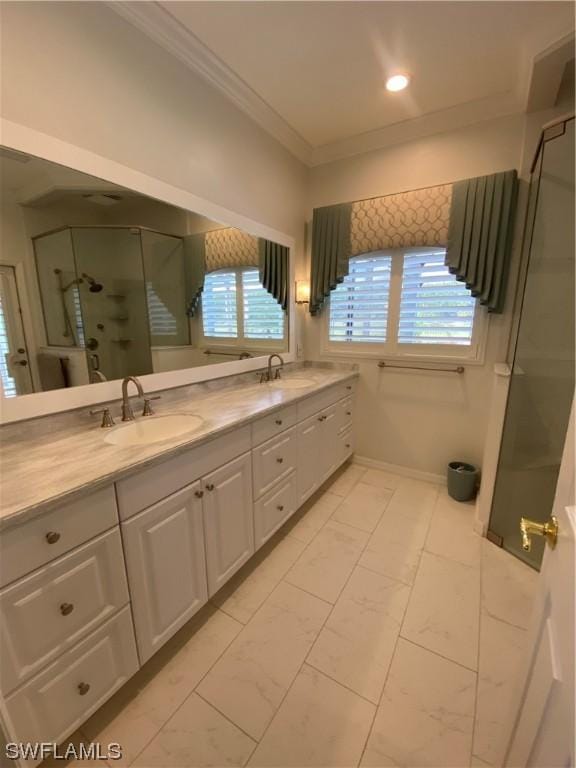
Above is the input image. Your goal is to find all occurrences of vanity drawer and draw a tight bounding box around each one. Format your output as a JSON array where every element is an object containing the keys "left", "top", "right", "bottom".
[
  {"left": 0, "top": 527, "right": 129, "bottom": 695},
  {"left": 116, "top": 426, "right": 251, "bottom": 520},
  {"left": 0, "top": 486, "right": 118, "bottom": 588},
  {"left": 4, "top": 606, "right": 138, "bottom": 752},
  {"left": 297, "top": 379, "right": 356, "bottom": 421},
  {"left": 337, "top": 396, "right": 354, "bottom": 433},
  {"left": 252, "top": 405, "right": 297, "bottom": 447},
  {"left": 254, "top": 471, "right": 297, "bottom": 549},
  {"left": 252, "top": 427, "right": 297, "bottom": 499},
  {"left": 339, "top": 425, "right": 355, "bottom": 465}
]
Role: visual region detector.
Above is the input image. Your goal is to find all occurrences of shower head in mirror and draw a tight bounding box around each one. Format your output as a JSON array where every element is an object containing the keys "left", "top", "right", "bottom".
[{"left": 82, "top": 273, "right": 104, "bottom": 293}]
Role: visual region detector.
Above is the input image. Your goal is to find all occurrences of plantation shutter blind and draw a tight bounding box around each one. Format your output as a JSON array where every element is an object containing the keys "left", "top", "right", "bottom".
[
  {"left": 399, "top": 252, "right": 476, "bottom": 345},
  {"left": 242, "top": 269, "right": 284, "bottom": 340},
  {"left": 328, "top": 255, "right": 391, "bottom": 343},
  {"left": 202, "top": 270, "right": 238, "bottom": 338}
]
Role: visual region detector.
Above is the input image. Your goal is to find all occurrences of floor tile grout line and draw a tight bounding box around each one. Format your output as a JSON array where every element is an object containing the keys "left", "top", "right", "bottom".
[
  {"left": 357, "top": 487, "right": 420, "bottom": 766},
  {"left": 194, "top": 689, "right": 261, "bottom": 745},
  {"left": 470, "top": 536, "right": 487, "bottom": 762},
  {"left": 118, "top": 606, "right": 244, "bottom": 767},
  {"left": 250, "top": 468, "right": 387, "bottom": 761},
  {"left": 359, "top": 483, "right": 441, "bottom": 766},
  {"left": 398, "top": 635, "right": 480, "bottom": 676}
]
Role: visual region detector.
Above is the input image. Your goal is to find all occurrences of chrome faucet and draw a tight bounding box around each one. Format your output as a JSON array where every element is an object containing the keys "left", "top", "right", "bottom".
[
  {"left": 121, "top": 376, "right": 144, "bottom": 421},
  {"left": 261, "top": 354, "right": 285, "bottom": 383}
]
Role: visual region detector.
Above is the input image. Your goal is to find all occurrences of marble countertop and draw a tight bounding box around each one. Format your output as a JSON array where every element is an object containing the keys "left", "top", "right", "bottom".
[{"left": 0, "top": 365, "right": 357, "bottom": 530}]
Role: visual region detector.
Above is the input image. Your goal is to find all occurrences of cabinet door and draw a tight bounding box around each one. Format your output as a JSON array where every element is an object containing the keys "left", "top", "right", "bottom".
[
  {"left": 203, "top": 452, "right": 254, "bottom": 597},
  {"left": 121, "top": 482, "right": 208, "bottom": 664},
  {"left": 297, "top": 413, "right": 323, "bottom": 505}
]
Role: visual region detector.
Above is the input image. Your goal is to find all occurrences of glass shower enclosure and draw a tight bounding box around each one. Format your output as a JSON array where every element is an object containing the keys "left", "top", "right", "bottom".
[
  {"left": 488, "top": 117, "right": 575, "bottom": 568},
  {"left": 34, "top": 226, "right": 188, "bottom": 384}
]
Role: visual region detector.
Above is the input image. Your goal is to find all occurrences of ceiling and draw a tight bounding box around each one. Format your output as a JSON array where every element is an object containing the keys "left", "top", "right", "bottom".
[{"left": 115, "top": 1, "right": 575, "bottom": 165}]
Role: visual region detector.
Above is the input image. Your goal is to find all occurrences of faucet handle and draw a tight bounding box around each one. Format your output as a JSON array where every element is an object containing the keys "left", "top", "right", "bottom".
[
  {"left": 274, "top": 369, "right": 282, "bottom": 380},
  {"left": 90, "top": 407, "right": 115, "bottom": 428},
  {"left": 142, "top": 395, "right": 161, "bottom": 417}
]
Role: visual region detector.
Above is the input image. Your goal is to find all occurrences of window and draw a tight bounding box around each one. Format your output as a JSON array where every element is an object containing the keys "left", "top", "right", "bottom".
[
  {"left": 399, "top": 252, "right": 475, "bottom": 346},
  {"left": 241, "top": 269, "right": 284, "bottom": 340},
  {"left": 327, "top": 248, "right": 480, "bottom": 359},
  {"left": 202, "top": 267, "right": 284, "bottom": 342}
]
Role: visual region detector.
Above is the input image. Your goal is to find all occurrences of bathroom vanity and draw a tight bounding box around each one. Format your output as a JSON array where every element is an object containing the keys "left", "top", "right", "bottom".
[{"left": 0, "top": 367, "right": 356, "bottom": 759}]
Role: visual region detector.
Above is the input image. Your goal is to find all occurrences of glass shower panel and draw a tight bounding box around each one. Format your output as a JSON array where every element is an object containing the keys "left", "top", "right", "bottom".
[
  {"left": 489, "top": 119, "right": 575, "bottom": 568},
  {"left": 141, "top": 230, "right": 189, "bottom": 347},
  {"left": 70, "top": 227, "right": 153, "bottom": 382},
  {"left": 34, "top": 229, "right": 82, "bottom": 347}
]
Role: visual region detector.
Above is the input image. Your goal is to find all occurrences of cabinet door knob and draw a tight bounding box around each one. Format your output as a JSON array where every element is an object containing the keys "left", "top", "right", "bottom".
[
  {"left": 275, "top": 419, "right": 283, "bottom": 425},
  {"left": 194, "top": 490, "right": 204, "bottom": 498},
  {"left": 345, "top": 444, "right": 351, "bottom": 449},
  {"left": 45, "top": 531, "right": 61, "bottom": 544},
  {"left": 346, "top": 385, "right": 352, "bottom": 390},
  {"left": 277, "top": 505, "right": 284, "bottom": 511},
  {"left": 60, "top": 602, "right": 74, "bottom": 616},
  {"left": 77, "top": 682, "right": 90, "bottom": 696},
  {"left": 346, "top": 411, "right": 352, "bottom": 416},
  {"left": 276, "top": 457, "right": 284, "bottom": 464},
  {"left": 205, "top": 483, "right": 215, "bottom": 492}
]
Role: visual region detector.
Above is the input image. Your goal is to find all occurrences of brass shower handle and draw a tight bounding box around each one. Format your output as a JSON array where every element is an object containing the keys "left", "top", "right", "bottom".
[{"left": 520, "top": 515, "right": 558, "bottom": 552}]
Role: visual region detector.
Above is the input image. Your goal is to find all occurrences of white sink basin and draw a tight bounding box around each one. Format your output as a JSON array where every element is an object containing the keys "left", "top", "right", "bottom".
[
  {"left": 269, "top": 377, "right": 315, "bottom": 390},
  {"left": 105, "top": 414, "right": 204, "bottom": 447}
]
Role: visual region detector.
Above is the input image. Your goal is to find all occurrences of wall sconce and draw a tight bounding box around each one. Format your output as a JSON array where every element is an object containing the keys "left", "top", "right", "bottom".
[{"left": 295, "top": 280, "right": 310, "bottom": 304}]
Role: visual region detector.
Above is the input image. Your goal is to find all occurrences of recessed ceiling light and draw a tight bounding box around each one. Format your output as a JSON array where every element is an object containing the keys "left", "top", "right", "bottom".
[{"left": 386, "top": 74, "right": 410, "bottom": 92}]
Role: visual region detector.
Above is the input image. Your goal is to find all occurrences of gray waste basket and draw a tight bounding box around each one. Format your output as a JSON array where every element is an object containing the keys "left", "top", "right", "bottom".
[{"left": 447, "top": 461, "right": 478, "bottom": 502}]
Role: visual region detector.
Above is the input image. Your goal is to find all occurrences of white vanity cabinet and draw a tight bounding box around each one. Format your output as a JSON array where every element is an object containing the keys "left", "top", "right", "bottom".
[
  {"left": 202, "top": 452, "right": 254, "bottom": 596},
  {"left": 0, "top": 374, "right": 357, "bottom": 763},
  {"left": 121, "top": 482, "right": 208, "bottom": 664}
]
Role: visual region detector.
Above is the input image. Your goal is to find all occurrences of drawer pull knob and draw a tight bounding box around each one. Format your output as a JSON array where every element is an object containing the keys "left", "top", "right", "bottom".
[
  {"left": 346, "top": 444, "right": 351, "bottom": 449},
  {"left": 346, "top": 411, "right": 352, "bottom": 416},
  {"left": 45, "top": 531, "right": 61, "bottom": 544},
  {"left": 60, "top": 602, "right": 74, "bottom": 616},
  {"left": 318, "top": 415, "right": 327, "bottom": 422},
  {"left": 77, "top": 682, "right": 90, "bottom": 696},
  {"left": 275, "top": 419, "right": 283, "bottom": 425},
  {"left": 346, "top": 385, "right": 352, "bottom": 390},
  {"left": 205, "top": 483, "right": 215, "bottom": 492},
  {"left": 194, "top": 490, "right": 204, "bottom": 499},
  {"left": 277, "top": 505, "right": 285, "bottom": 512},
  {"left": 276, "top": 457, "right": 284, "bottom": 464}
]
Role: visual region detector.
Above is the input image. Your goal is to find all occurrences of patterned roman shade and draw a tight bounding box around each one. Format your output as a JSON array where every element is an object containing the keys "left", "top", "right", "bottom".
[
  {"left": 310, "top": 172, "right": 518, "bottom": 315},
  {"left": 350, "top": 184, "right": 452, "bottom": 254},
  {"left": 205, "top": 228, "right": 259, "bottom": 272}
]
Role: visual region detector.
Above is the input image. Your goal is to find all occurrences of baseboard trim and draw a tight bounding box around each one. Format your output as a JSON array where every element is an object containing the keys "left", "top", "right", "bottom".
[{"left": 353, "top": 455, "right": 445, "bottom": 485}]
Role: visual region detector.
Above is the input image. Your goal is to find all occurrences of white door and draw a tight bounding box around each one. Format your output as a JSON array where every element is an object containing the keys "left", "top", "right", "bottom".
[
  {"left": 121, "top": 482, "right": 208, "bottom": 664},
  {"left": 504, "top": 400, "right": 575, "bottom": 767},
  {"left": 0, "top": 265, "right": 33, "bottom": 396},
  {"left": 202, "top": 452, "right": 254, "bottom": 596},
  {"left": 297, "top": 412, "right": 322, "bottom": 505}
]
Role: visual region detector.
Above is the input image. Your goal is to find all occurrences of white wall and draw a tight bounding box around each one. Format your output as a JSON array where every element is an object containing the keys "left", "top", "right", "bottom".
[
  {"left": 0, "top": 1, "right": 307, "bottom": 243},
  {"left": 305, "top": 115, "right": 527, "bottom": 476}
]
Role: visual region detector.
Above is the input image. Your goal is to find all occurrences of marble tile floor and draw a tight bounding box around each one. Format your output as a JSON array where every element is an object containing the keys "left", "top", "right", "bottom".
[{"left": 48, "top": 462, "right": 539, "bottom": 768}]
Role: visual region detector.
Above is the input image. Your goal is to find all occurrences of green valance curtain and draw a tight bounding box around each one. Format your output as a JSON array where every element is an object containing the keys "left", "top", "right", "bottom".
[
  {"left": 310, "top": 203, "right": 352, "bottom": 315},
  {"left": 183, "top": 233, "right": 206, "bottom": 318},
  {"left": 446, "top": 170, "right": 518, "bottom": 313},
  {"left": 309, "top": 170, "right": 518, "bottom": 315},
  {"left": 259, "top": 239, "right": 289, "bottom": 310}
]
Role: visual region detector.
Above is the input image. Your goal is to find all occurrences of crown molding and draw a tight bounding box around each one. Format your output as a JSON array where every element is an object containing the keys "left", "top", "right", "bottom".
[
  {"left": 110, "top": 1, "right": 314, "bottom": 165},
  {"left": 310, "top": 91, "right": 523, "bottom": 166},
  {"left": 110, "top": 2, "right": 566, "bottom": 169}
]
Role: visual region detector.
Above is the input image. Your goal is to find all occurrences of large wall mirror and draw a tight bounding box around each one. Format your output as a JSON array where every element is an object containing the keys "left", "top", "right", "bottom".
[{"left": 0, "top": 147, "right": 290, "bottom": 401}]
